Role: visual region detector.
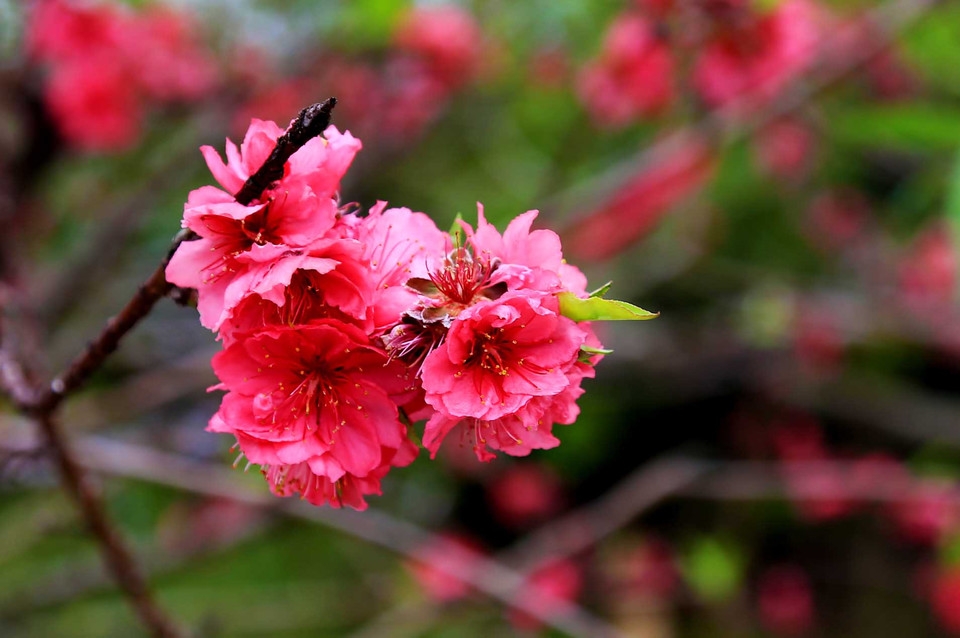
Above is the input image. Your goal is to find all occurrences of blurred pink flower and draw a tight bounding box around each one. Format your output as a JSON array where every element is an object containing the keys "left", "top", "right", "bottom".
[
  {"left": 793, "top": 306, "right": 845, "bottom": 374},
  {"left": 394, "top": 5, "right": 483, "bottom": 90},
  {"left": 43, "top": 56, "right": 143, "bottom": 152},
  {"left": 899, "top": 224, "right": 957, "bottom": 312},
  {"left": 486, "top": 463, "right": 566, "bottom": 529},
  {"left": 757, "top": 565, "right": 816, "bottom": 635},
  {"left": 754, "top": 118, "right": 816, "bottom": 180},
  {"left": 125, "top": 5, "right": 218, "bottom": 101},
  {"left": 932, "top": 566, "right": 960, "bottom": 633},
  {"left": 577, "top": 13, "right": 674, "bottom": 128},
  {"left": 693, "top": 0, "right": 820, "bottom": 108},
  {"left": 407, "top": 533, "right": 486, "bottom": 602},
  {"left": 805, "top": 189, "right": 871, "bottom": 251},
  {"left": 28, "top": 0, "right": 219, "bottom": 151},
  {"left": 887, "top": 481, "right": 959, "bottom": 547},
  {"left": 626, "top": 537, "right": 681, "bottom": 600},
  {"left": 508, "top": 559, "right": 583, "bottom": 632},
  {"left": 26, "top": 0, "right": 126, "bottom": 61},
  {"left": 563, "top": 135, "right": 715, "bottom": 261}
]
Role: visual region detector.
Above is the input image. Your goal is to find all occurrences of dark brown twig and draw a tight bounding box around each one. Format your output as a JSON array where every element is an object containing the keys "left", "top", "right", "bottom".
[
  {"left": 0, "top": 99, "right": 339, "bottom": 638},
  {"left": 32, "top": 98, "right": 337, "bottom": 415},
  {"left": 34, "top": 414, "right": 180, "bottom": 638}
]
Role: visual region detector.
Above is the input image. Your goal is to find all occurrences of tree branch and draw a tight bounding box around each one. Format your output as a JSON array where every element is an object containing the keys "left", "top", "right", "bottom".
[
  {"left": 0, "top": 98, "right": 339, "bottom": 638},
  {"left": 31, "top": 97, "right": 338, "bottom": 415},
  {"left": 34, "top": 414, "right": 181, "bottom": 638}
]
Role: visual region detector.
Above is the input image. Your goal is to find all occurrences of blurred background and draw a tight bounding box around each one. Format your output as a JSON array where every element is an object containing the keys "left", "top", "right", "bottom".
[{"left": 3, "top": 0, "right": 960, "bottom": 635}]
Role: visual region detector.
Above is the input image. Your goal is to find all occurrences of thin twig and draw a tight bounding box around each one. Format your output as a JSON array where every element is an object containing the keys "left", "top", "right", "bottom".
[
  {"left": 31, "top": 98, "right": 338, "bottom": 415},
  {"left": 72, "top": 435, "right": 626, "bottom": 638},
  {"left": 34, "top": 414, "right": 181, "bottom": 638},
  {"left": 0, "top": 99, "right": 340, "bottom": 638},
  {"left": 497, "top": 454, "right": 712, "bottom": 571}
]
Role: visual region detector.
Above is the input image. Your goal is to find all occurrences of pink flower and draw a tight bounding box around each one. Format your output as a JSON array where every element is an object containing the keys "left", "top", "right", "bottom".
[
  {"left": 508, "top": 559, "right": 583, "bottom": 632},
  {"left": 693, "top": 0, "right": 819, "bottom": 108},
  {"left": 887, "top": 481, "right": 958, "bottom": 546},
  {"left": 166, "top": 183, "right": 341, "bottom": 330},
  {"left": 932, "top": 567, "right": 960, "bottom": 633},
  {"left": 757, "top": 565, "right": 816, "bottom": 635},
  {"left": 486, "top": 463, "right": 566, "bottom": 529},
  {"left": 394, "top": 5, "right": 483, "bottom": 90},
  {"left": 753, "top": 118, "right": 816, "bottom": 180},
  {"left": 563, "top": 134, "right": 715, "bottom": 261},
  {"left": 625, "top": 537, "right": 681, "bottom": 600},
  {"left": 208, "top": 320, "right": 417, "bottom": 507},
  {"left": 467, "top": 206, "right": 584, "bottom": 294},
  {"left": 26, "top": 0, "right": 127, "bottom": 62},
  {"left": 263, "top": 442, "right": 416, "bottom": 511},
  {"left": 577, "top": 13, "right": 674, "bottom": 128},
  {"left": 27, "top": 0, "right": 219, "bottom": 152},
  {"left": 43, "top": 56, "right": 143, "bottom": 152},
  {"left": 125, "top": 6, "right": 218, "bottom": 101},
  {"left": 355, "top": 203, "right": 448, "bottom": 334},
  {"left": 421, "top": 319, "right": 596, "bottom": 462},
  {"left": 899, "top": 224, "right": 957, "bottom": 312},
  {"left": 804, "top": 189, "right": 871, "bottom": 251},
  {"left": 407, "top": 533, "right": 486, "bottom": 602},
  {"left": 421, "top": 292, "right": 585, "bottom": 422}
]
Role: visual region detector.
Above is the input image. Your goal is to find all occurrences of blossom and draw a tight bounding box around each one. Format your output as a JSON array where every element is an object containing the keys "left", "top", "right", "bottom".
[
  {"left": 27, "top": 0, "right": 219, "bottom": 152},
  {"left": 576, "top": 13, "right": 674, "bottom": 128},
  {"left": 420, "top": 292, "right": 585, "bottom": 422},
  {"left": 407, "top": 533, "right": 486, "bottom": 602},
  {"left": 167, "top": 111, "right": 638, "bottom": 507},
  {"left": 263, "top": 440, "right": 416, "bottom": 510},
  {"left": 208, "top": 321, "right": 417, "bottom": 502},
  {"left": 508, "top": 559, "right": 583, "bottom": 632},
  {"left": 757, "top": 565, "right": 816, "bottom": 635},
  {"left": 486, "top": 463, "right": 566, "bottom": 529},
  {"left": 394, "top": 5, "right": 483, "bottom": 90},
  {"left": 43, "top": 56, "right": 143, "bottom": 152},
  {"left": 693, "top": 0, "right": 820, "bottom": 107}
]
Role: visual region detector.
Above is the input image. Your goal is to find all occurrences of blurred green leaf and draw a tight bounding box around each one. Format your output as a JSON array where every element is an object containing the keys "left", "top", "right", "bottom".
[
  {"left": 828, "top": 104, "right": 960, "bottom": 151},
  {"left": 681, "top": 537, "right": 745, "bottom": 603}
]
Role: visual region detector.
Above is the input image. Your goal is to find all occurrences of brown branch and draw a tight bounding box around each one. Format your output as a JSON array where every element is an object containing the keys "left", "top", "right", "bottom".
[
  {"left": 34, "top": 414, "right": 181, "bottom": 638},
  {"left": 31, "top": 97, "right": 338, "bottom": 415},
  {"left": 72, "top": 435, "right": 626, "bottom": 638},
  {"left": 233, "top": 98, "right": 337, "bottom": 205},
  {"left": 0, "top": 98, "right": 339, "bottom": 638}
]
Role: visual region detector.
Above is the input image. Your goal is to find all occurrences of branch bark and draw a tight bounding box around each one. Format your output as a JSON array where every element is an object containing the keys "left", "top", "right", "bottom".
[
  {"left": 0, "top": 98, "right": 339, "bottom": 638},
  {"left": 31, "top": 98, "right": 337, "bottom": 415}
]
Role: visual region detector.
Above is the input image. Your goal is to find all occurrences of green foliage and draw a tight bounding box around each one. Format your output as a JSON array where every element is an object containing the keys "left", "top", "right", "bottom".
[{"left": 680, "top": 536, "right": 745, "bottom": 603}]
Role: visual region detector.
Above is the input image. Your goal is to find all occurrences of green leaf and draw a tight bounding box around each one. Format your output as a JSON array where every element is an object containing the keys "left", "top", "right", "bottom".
[
  {"left": 947, "top": 150, "right": 960, "bottom": 244},
  {"left": 588, "top": 281, "right": 612, "bottom": 298},
  {"left": 828, "top": 103, "right": 960, "bottom": 151},
  {"left": 681, "top": 537, "right": 745, "bottom": 603},
  {"left": 449, "top": 213, "right": 465, "bottom": 247},
  {"left": 580, "top": 344, "right": 614, "bottom": 355},
  {"left": 557, "top": 292, "right": 659, "bottom": 322}
]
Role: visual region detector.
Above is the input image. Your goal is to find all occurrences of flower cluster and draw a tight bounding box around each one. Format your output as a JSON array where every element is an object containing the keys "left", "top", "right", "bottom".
[
  {"left": 26, "top": 0, "right": 218, "bottom": 151},
  {"left": 577, "top": 0, "right": 820, "bottom": 128},
  {"left": 168, "top": 116, "right": 649, "bottom": 509}
]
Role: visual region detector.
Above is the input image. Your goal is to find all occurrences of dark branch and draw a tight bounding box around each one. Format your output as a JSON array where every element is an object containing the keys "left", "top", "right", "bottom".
[
  {"left": 0, "top": 98, "right": 339, "bottom": 638},
  {"left": 34, "top": 414, "right": 181, "bottom": 638},
  {"left": 234, "top": 98, "right": 338, "bottom": 205},
  {"left": 32, "top": 98, "right": 338, "bottom": 414}
]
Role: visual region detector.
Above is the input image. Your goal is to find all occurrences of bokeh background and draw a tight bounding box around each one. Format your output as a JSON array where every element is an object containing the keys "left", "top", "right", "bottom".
[{"left": 3, "top": 0, "right": 960, "bottom": 635}]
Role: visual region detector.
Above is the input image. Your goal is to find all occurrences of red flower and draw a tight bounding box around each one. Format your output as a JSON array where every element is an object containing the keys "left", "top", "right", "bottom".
[{"left": 209, "top": 321, "right": 416, "bottom": 509}]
